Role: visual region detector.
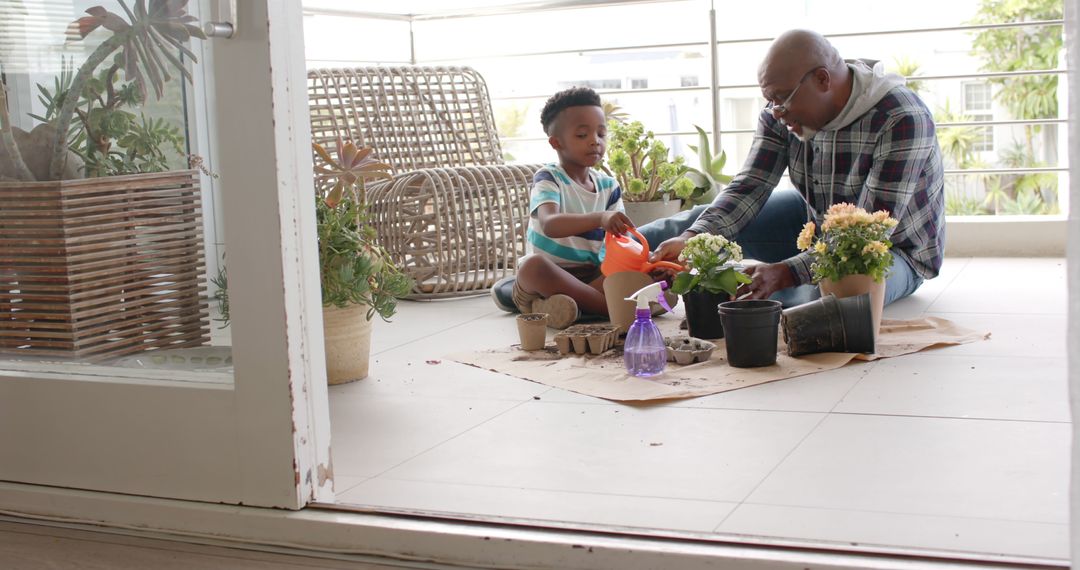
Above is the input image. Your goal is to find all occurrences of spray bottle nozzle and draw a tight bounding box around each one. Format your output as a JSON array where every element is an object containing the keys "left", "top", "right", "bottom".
[{"left": 625, "top": 281, "right": 672, "bottom": 313}]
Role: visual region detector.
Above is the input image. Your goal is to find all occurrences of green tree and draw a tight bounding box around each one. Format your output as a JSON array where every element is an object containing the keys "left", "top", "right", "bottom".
[
  {"left": 495, "top": 103, "right": 528, "bottom": 162},
  {"left": 890, "top": 56, "right": 925, "bottom": 95},
  {"left": 970, "top": 0, "right": 1063, "bottom": 156}
]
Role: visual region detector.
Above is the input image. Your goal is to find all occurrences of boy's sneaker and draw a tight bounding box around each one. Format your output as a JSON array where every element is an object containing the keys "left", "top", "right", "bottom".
[
  {"left": 490, "top": 276, "right": 519, "bottom": 313},
  {"left": 532, "top": 294, "right": 580, "bottom": 329}
]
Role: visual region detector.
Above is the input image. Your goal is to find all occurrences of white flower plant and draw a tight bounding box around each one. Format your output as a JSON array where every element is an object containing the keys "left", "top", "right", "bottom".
[{"left": 669, "top": 233, "right": 751, "bottom": 297}]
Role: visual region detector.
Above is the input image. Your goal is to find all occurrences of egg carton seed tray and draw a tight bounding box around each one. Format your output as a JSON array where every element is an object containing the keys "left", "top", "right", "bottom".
[
  {"left": 554, "top": 324, "right": 619, "bottom": 355},
  {"left": 665, "top": 335, "right": 717, "bottom": 364}
]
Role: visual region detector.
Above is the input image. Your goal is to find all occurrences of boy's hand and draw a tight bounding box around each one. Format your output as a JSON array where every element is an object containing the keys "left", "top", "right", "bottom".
[{"left": 600, "top": 211, "right": 633, "bottom": 235}]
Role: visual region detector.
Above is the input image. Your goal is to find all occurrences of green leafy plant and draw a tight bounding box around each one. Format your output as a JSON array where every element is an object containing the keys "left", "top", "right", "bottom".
[
  {"left": 934, "top": 100, "right": 980, "bottom": 170},
  {"left": 945, "top": 189, "right": 986, "bottom": 215},
  {"left": 209, "top": 263, "right": 230, "bottom": 328},
  {"left": 996, "top": 141, "right": 1057, "bottom": 213},
  {"left": 0, "top": 0, "right": 205, "bottom": 182},
  {"left": 797, "top": 203, "right": 899, "bottom": 283},
  {"left": 682, "top": 124, "right": 732, "bottom": 208},
  {"left": 312, "top": 140, "right": 413, "bottom": 320},
  {"left": 669, "top": 233, "right": 750, "bottom": 297},
  {"left": 603, "top": 120, "right": 691, "bottom": 203}
]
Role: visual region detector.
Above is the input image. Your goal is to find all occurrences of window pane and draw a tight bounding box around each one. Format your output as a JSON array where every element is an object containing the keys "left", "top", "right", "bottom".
[{"left": 0, "top": 1, "right": 230, "bottom": 375}]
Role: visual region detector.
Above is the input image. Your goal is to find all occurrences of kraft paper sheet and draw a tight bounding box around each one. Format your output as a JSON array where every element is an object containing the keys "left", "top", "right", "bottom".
[{"left": 450, "top": 317, "right": 989, "bottom": 402}]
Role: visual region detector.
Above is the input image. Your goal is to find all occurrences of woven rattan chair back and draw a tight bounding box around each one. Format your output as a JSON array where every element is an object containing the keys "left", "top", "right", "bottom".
[
  {"left": 306, "top": 66, "right": 540, "bottom": 299},
  {"left": 308, "top": 67, "right": 505, "bottom": 173}
]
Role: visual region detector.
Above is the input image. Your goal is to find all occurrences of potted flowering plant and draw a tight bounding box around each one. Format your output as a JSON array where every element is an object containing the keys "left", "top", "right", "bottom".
[
  {"left": 796, "top": 202, "right": 899, "bottom": 335},
  {"left": 669, "top": 233, "right": 751, "bottom": 339},
  {"left": 603, "top": 119, "right": 696, "bottom": 225}
]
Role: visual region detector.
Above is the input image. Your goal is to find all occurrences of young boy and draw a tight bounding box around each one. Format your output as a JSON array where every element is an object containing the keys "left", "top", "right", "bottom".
[{"left": 493, "top": 87, "right": 631, "bottom": 329}]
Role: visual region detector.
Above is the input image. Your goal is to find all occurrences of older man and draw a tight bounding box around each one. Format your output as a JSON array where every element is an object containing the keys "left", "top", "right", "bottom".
[{"left": 643, "top": 29, "right": 944, "bottom": 306}]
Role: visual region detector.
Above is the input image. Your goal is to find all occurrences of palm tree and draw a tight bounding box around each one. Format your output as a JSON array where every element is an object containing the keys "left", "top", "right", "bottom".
[{"left": 891, "top": 56, "right": 925, "bottom": 95}]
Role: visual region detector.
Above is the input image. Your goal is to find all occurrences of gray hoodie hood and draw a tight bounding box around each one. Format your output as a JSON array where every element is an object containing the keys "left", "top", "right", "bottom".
[
  {"left": 797, "top": 59, "right": 907, "bottom": 222},
  {"left": 820, "top": 59, "right": 907, "bottom": 132}
]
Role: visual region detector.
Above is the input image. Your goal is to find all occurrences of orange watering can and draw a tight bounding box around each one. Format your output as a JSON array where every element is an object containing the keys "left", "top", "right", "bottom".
[{"left": 601, "top": 227, "right": 685, "bottom": 277}]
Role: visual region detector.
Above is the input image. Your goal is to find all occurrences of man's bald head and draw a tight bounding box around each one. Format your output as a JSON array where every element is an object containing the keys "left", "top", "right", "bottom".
[
  {"left": 758, "top": 29, "right": 843, "bottom": 88},
  {"left": 757, "top": 29, "right": 852, "bottom": 139}
]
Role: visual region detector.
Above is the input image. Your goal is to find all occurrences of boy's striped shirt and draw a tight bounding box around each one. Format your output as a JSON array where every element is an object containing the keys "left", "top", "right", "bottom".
[{"left": 527, "top": 163, "right": 624, "bottom": 268}]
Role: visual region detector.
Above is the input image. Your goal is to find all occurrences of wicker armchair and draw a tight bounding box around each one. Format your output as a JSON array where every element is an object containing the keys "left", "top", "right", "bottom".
[{"left": 307, "top": 66, "right": 541, "bottom": 299}]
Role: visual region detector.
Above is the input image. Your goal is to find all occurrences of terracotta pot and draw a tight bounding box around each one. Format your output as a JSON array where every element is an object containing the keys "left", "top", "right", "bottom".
[
  {"left": 322, "top": 303, "right": 373, "bottom": 385},
  {"left": 819, "top": 274, "right": 886, "bottom": 338},
  {"left": 623, "top": 198, "right": 682, "bottom": 227},
  {"left": 516, "top": 313, "right": 549, "bottom": 350}
]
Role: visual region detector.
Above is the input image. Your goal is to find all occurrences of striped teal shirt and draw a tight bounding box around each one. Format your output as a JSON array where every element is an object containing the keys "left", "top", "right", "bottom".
[{"left": 527, "top": 163, "right": 624, "bottom": 268}]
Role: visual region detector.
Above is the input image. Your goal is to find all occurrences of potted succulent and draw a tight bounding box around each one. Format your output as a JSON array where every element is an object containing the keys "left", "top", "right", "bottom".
[
  {"left": 682, "top": 125, "right": 733, "bottom": 209},
  {"left": 0, "top": 1, "right": 212, "bottom": 361},
  {"left": 796, "top": 202, "right": 900, "bottom": 336},
  {"left": 1, "top": 1, "right": 207, "bottom": 182},
  {"left": 603, "top": 119, "right": 696, "bottom": 226},
  {"left": 669, "top": 233, "right": 751, "bottom": 340},
  {"left": 312, "top": 139, "right": 413, "bottom": 383},
  {"left": 214, "top": 140, "right": 413, "bottom": 383}
]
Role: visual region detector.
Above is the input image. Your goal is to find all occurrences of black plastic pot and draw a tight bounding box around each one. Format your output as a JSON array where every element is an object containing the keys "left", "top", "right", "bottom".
[
  {"left": 780, "top": 293, "right": 875, "bottom": 357},
  {"left": 682, "top": 290, "right": 729, "bottom": 340},
  {"left": 718, "top": 299, "right": 782, "bottom": 368}
]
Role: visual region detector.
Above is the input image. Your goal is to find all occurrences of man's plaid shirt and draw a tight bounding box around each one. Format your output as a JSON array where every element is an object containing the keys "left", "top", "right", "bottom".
[{"left": 688, "top": 85, "right": 945, "bottom": 285}]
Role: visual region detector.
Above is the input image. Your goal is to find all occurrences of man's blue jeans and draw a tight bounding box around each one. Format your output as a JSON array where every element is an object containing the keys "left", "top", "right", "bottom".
[{"left": 636, "top": 190, "right": 924, "bottom": 307}]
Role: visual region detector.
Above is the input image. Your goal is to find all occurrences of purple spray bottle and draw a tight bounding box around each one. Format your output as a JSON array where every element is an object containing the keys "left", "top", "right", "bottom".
[{"left": 623, "top": 281, "right": 671, "bottom": 377}]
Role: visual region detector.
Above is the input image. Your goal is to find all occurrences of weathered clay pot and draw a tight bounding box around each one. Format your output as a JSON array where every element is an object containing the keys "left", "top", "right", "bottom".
[
  {"left": 820, "top": 274, "right": 886, "bottom": 338},
  {"left": 516, "top": 313, "right": 549, "bottom": 350},
  {"left": 322, "top": 303, "right": 373, "bottom": 385}
]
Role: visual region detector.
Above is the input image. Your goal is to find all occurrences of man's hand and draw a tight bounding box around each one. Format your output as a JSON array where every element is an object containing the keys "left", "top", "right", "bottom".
[
  {"left": 736, "top": 262, "right": 795, "bottom": 300},
  {"left": 649, "top": 233, "right": 691, "bottom": 263},
  {"left": 600, "top": 211, "right": 633, "bottom": 235}
]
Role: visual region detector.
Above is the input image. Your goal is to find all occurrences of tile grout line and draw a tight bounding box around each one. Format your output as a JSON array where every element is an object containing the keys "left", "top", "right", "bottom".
[
  {"left": 360, "top": 398, "right": 537, "bottom": 482},
  {"left": 920, "top": 256, "right": 971, "bottom": 315},
  {"left": 372, "top": 310, "right": 505, "bottom": 356},
  {"left": 710, "top": 361, "right": 881, "bottom": 533}
]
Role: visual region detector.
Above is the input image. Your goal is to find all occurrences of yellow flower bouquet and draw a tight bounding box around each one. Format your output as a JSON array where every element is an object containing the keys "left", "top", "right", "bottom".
[{"left": 797, "top": 203, "right": 899, "bottom": 283}]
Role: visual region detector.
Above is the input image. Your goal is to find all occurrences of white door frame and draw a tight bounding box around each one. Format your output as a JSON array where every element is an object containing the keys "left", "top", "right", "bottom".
[
  {"left": 0, "top": 2, "right": 1075, "bottom": 569},
  {"left": 0, "top": 0, "right": 332, "bottom": 508}
]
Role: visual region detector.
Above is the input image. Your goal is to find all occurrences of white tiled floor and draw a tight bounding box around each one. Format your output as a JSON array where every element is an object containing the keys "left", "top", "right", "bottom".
[{"left": 325, "top": 257, "right": 1070, "bottom": 563}]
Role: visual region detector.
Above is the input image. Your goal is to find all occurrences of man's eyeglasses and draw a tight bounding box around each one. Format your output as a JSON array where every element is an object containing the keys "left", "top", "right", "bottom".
[{"left": 764, "top": 67, "right": 822, "bottom": 116}]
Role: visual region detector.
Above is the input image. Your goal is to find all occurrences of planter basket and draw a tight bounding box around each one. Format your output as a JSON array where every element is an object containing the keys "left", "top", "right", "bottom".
[{"left": 0, "top": 170, "right": 210, "bottom": 361}]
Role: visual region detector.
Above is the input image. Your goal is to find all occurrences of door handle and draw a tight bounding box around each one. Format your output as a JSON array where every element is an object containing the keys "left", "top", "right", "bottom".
[{"left": 204, "top": 0, "right": 237, "bottom": 38}]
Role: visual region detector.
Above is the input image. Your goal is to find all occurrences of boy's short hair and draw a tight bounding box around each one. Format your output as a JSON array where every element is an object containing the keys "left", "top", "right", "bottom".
[{"left": 540, "top": 87, "right": 602, "bottom": 136}]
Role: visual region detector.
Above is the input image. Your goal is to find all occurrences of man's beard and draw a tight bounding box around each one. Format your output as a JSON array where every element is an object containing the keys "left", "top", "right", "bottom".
[{"left": 793, "top": 125, "right": 819, "bottom": 142}]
